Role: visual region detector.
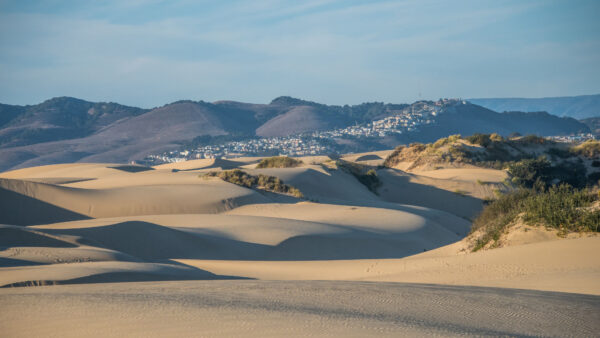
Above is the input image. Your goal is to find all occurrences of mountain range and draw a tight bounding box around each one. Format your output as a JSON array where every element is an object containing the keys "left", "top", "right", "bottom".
[
  {"left": 468, "top": 94, "right": 600, "bottom": 119},
  {"left": 0, "top": 96, "right": 592, "bottom": 172}
]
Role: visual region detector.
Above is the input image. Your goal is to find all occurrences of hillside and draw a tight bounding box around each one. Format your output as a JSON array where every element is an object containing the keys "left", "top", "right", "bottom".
[
  {"left": 384, "top": 134, "right": 599, "bottom": 177},
  {"left": 0, "top": 96, "right": 591, "bottom": 172},
  {"left": 581, "top": 117, "right": 600, "bottom": 135},
  {"left": 469, "top": 94, "right": 600, "bottom": 119},
  {"left": 402, "top": 102, "right": 588, "bottom": 144},
  {"left": 0, "top": 97, "right": 148, "bottom": 148},
  {"left": 256, "top": 106, "right": 337, "bottom": 137}
]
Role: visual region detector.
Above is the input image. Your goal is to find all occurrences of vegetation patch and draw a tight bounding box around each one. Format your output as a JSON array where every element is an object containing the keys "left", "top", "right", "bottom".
[
  {"left": 571, "top": 139, "right": 600, "bottom": 158},
  {"left": 453, "top": 189, "right": 469, "bottom": 196},
  {"left": 384, "top": 134, "right": 600, "bottom": 185},
  {"left": 203, "top": 169, "right": 303, "bottom": 198},
  {"left": 507, "top": 156, "right": 588, "bottom": 189},
  {"left": 256, "top": 156, "right": 303, "bottom": 169},
  {"left": 470, "top": 185, "right": 599, "bottom": 251},
  {"left": 336, "top": 160, "right": 381, "bottom": 194}
]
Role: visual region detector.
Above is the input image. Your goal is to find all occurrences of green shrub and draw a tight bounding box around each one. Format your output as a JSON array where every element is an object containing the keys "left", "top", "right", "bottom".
[
  {"left": 466, "top": 133, "right": 492, "bottom": 147},
  {"left": 454, "top": 189, "right": 469, "bottom": 196},
  {"left": 203, "top": 169, "right": 303, "bottom": 198},
  {"left": 547, "top": 160, "right": 587, "bottom": 188},
  {"left": 507, "top": 157, "right": 552, "bottom": 188},
  {"left": 507, "top": 156, "right": 589, "bottom": 189},
  {"left": 571, "top": 140, "right": 600, "bottom": 158},
  {"left": 471, "top": 185, "right": 599, "bottom": 251},
  {"left": 522, "top": 184, "right": 598, "bottom": 231},
  {"left": 489, "top": 133, "right": 504, "bottom": 142},
  {"left": 358, "top": 169, "right": 381, "bottom": 193},
  {"left": 336, "top": 161, "right": 381, "bottom": 194},
  {"left": 547, "top": 147, "right": 573, "bottom": 159},
  {"left": 256, "top": 156, "right": 303, "bottom": 169},
  {"left": 516, "top": 135, "right": 548, "bottom": 145},
  {"left": 409, "top": 143, "right": 426, "bottom": 152},
  {"left": 471, "top": 188, "right": 533, "bottom": 251},
  {"left": 383, "top": 145, "right": 405, "bottom": 167},
  {"left": 432, "top": 134, "right": 461, "bottom": 148}
]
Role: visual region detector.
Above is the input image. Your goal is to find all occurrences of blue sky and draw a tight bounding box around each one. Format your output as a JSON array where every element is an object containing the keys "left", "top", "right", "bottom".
[{"left": 0, "top": 0, "right": 598, "bottom": 108}]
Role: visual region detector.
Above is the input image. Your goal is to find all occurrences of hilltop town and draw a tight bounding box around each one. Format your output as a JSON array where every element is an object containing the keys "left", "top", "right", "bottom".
[
  {"left": 142, "top": 98, "right": 593, "bottom": 165},
  {"left": 142, "top": 99, "right": 452, "bottom": 163}
]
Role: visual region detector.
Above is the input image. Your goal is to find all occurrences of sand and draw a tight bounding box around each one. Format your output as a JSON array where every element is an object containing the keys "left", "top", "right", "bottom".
[
  {"left": 1, "top": 158, "right": 598, "bottom": 336},
  {"left": 2, "top": 281, "right": 598, "bottom": 337}
]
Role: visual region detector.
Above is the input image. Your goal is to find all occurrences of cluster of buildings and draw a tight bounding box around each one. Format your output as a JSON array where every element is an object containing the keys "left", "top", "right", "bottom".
[
  {"left": 313, "top": 108, "right": 438, "bottom": 139},
  {"left": 143, "top": 137, "right": 335, "bottom": 164},
  {"left": 547, "top": 133, "right": 596, "bottom": 143},
  {"left": 141, "top": 99, "right": 465, "bottom": 164}
]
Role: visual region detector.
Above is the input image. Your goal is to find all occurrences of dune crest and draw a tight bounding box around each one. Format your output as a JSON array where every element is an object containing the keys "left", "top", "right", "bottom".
[{"left": 1, "top": 155, "right": 598, "bottom": 297}]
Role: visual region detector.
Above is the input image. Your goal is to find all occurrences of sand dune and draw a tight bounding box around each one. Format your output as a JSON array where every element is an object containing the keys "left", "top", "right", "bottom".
[
  {"left": 341, "top": 150, "right": 393, "bottom": 166},
  {"left": 1, "top": 161, "right": 492, "bottom": 220},
  {"left": 153, "top": 158, "right": 248, "bottom": 171},
  {"left": 415, "top": 167, "right": 508, "bottom": 183},
  {"left": 1, "top": 157, "right": 598, "bottom": 337},
  {"left": 179, "top": 236, "right": 600, "bottom": 295},
  {"left": 0, "top": 163, "right": 125, "bottom": 180},
  {"left": 0, "top": 175, "right": 271, "bottom": 225},
  {"left": 2, "top": 206, "right": 597, "bottom": 295},
  {"left": 225, "top": 202, "right": 471, "bottom": 237},
  {"left": 0, "top": 196, "right": 473, "bottom": 287},
  {"left": 247, "top": 165, "right": 382, "bottom": 203},
  {"left": 377, "top": 168, "right": 486, "bottom": 219},
  {"left": 28, "top": 205, "right": 463, "bottom": 259},
  {"left": 2, "top": 281, "right": 598, "bottom": 338},
  {"left": 0, "top": 261, "right": 221, "bottom": 287}
]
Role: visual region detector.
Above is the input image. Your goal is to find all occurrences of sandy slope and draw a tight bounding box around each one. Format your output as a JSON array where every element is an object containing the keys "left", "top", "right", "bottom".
[
  {"left": 341, "top": 150, "right": 394, "bottom": 166},
  {"left": 377, "top": 169, "right": 486, "bottom": 219},
  {"left": 0, "top": 160, "right": 596, "bottom": 294},
  {"left": 2, "top": 281, "right": 598, "bottom": 338},
  {"left": 0, "top": 200, "right": 468, "bottom": 286},
  {"left": 1, "top": 158, "right": 599, "bottom": 336},
  {"left": 179, "top": 236, "right": 600, "bottom": 295},
  {"left": 415, "top": 167, "right": 508, "bottom": 183},
  {"left": 153, "top": 158, "right": 249, "bottom": 171},
  {"left": 0, "top": 176, "right": 270, "bottom": 225}
]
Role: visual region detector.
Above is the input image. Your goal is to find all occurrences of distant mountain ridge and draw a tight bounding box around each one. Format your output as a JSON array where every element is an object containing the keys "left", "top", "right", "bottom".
[
  {"left": 0, "top": 97, "right": 148, "bottom": 148},
  {"left": 0, "top": 96, "right": 590, "bottom": 172},
  {"left": 468, "top": 94, "right": 600, "bottom": 119}
]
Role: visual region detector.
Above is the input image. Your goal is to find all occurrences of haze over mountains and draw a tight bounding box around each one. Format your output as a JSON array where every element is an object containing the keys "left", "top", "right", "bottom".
[
  {"left": 0, "top": 96, "right": 593, "bottom": 172},
  {"left": 469, "top": 94, "right": 600, "bottom": 119}
]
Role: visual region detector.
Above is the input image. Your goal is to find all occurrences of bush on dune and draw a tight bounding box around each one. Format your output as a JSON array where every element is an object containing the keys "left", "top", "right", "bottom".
[
  {"left": 256, "top": 156, "right": 303, "bottom": 168},
  {"left": 514, "top": 134, "right": 548, "bottom": 145},
  {"left": 471, "top": 184, "right": 599, "bottom": 251},
  {"left": 335, "top": 160, "right": 381, "bottom": 194},
  {"left": 382, "top": 145, "right": 405, "bottom": 167},
  {"left": 571, "top": 140, "right": 600, "bottom": 158},
  {"left": 203, "top": 169, "right": 303, "bottom": 198},
  {"left": 507, "top": 157, "right": 552, "bottom": 188}
]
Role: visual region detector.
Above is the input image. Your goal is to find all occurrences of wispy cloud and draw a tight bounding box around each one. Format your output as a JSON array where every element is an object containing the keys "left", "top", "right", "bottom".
[{"left": 0, "top": 0, "right": 598, "bottom": 107}]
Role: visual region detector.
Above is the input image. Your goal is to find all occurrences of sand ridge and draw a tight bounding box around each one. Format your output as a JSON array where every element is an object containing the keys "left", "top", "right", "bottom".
[
  {"left": 1, "top": 155, "right": 599, "bottom": 336},
  {"left": 0, "top": 157, "right": 598, "bottom": 302}
]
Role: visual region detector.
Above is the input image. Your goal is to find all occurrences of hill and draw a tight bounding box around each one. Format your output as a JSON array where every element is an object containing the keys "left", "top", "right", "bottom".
[
  {"left": 0, "top": 97, "right": 591, "bottom": 172},
  {"left": 384, "top": 134, "right": 599, "bottom": 178},
  {"left": 581, "top": 117, "right": 600, "bottom": 135},
  {"left": 0, "top": 97, "right": 148, "bottom": 148},
  {"left": 399, "top": 102, "right": 588, "bottom": 145},
  {"left": 469, "top": 94, "right": 600, "bottom": 119}
]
